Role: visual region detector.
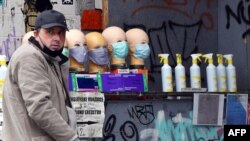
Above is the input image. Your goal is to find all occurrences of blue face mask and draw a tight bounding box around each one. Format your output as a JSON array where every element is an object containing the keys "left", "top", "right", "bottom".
[
  {"left": 112, "top": 41, "right": 128, "bottom": 59},
  {"left": 87, "top": 47, "right": 109, "bottom": 65},
  {"left": 62, "top": 47, "right": 69, "bottom": 57},
  {"left": 69, "top": 45, "right": 87, "bottom": 64},
  {"left": 62, "top": 48, "right": 69, "bottom": 66},
  {"left": 134, "top": 43, "right": 150, "bottom": 60}
]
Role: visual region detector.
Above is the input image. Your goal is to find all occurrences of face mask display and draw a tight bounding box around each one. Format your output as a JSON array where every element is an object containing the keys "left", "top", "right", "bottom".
[
  {"left": 61, "top": 48, "right": 69, "bottom": 65},
  {"left": 88, "top": 47, "right": 109, "bottom": 65},
  {"left": 69, "top": 45, "right": 87, "bottom": 64},
  {"left": 112, "top": 41, "right": 128, "bottom": 59},
  {"left": 62, "top": 48, "right": 69, "bottom": 57},
  {"left": 133, "top": 43, "right": 150, "bottom": 60}
]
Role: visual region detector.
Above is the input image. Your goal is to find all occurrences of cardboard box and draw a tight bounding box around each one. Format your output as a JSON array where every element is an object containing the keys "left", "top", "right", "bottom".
[
  {"left": 70, "top": 73, "right": 98, "bottom": 92},
  {"left": 129, "top": 68, "right": 148, "bottom": 74},
  {"left": 97, "top": 73, "right": 124, "bottom": 93},
  {"left": 110, "top": 68, "right": 130, "bottom": 74},
  {"left": 122, "top": 74, "right": 148, "bottom": 92},
  {"left": 97, "top": 73, "right": 148, "bottom": 93}
]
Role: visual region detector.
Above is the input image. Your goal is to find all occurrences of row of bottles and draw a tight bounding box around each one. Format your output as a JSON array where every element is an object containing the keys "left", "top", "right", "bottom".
[{"left": 158, "top": 53, "right": 237, "bottom": 92}]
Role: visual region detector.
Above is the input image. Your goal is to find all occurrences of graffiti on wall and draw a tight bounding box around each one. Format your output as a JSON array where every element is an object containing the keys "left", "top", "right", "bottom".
[
  {"left": 225, "top": 0, "right": 250, "bottom": 38},
  {"left": 107, "top": 0, "right": 217, "bottom": 90},
  {"left": 0, "top": 26, "right": 22, "bottom": 60},
  {"left": 123, "top": 0, "right": 215, "bottom": 31},
  {"left": 99, "top": 101, "right": 224, "bottom": 141}
]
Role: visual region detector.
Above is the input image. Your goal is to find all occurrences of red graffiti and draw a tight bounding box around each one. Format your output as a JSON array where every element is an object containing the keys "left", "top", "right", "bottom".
[
  {"left": 126, "top": 0, "right": 215, "bottom": 31},
  {"left": 164, "top": 0, "right": 188, "bottom": 6}
]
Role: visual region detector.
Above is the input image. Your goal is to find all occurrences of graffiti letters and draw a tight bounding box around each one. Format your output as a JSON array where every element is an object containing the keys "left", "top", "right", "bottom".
[
  {"left": 225, "top": 0, "right": 250, "bottom": 38},
  {"left": 127, "top": 104, "right": 155, "bottom": 125},
  {"left": 0, "top": 26, "right": 20, "bottom": 60}
]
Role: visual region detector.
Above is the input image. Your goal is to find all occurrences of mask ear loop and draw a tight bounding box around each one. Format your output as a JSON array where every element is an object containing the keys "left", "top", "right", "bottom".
[
  {"left": 36, "top": 29, "right": 47, "bottom": 48},
  {"left": 101, "top": 46, "right": 110, "bottom": 71}
]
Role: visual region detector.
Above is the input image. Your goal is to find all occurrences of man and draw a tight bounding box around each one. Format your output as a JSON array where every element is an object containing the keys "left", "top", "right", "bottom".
[{"left": 3, "top": 10, "right": 79, "bottom": 141}]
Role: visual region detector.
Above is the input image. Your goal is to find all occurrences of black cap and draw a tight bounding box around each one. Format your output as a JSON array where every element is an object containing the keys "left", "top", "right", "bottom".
[{"left": 35, "top": 10, "right": 68, "bottom": 30}]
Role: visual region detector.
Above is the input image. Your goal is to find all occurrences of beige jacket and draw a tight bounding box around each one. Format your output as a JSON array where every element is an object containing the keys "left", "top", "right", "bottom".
[{"left": 3, "top": 42, "right": 75, "bottom": 141}]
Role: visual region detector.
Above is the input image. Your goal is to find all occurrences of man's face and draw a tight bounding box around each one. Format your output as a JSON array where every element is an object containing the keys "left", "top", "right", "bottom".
[{"left": 35, "top": 26, "right": 66, "bottom": 51}]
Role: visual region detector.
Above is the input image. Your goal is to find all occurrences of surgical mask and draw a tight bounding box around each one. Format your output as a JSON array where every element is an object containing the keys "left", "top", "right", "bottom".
[
  {"left": 69, "top": 45, "right": 87, "bottom": 64},
  {"left": 62, "top": 48, "right": 69, "bottom": 57},
  {"left": 62, "top": 48, "right": 69, "bottom": 66},
  {"left": 112, "top": 41, "right": 128, "bottom": 59},
  {"left": 88, "top": 47, "right": 109, "bottom": 65},
  {"left": 134, "top": 43, "right": 150, "bottom": 60}
]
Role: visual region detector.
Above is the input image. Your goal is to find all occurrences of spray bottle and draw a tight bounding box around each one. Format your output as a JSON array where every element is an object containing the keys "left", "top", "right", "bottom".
[
  {"left": 190, "top": 53, "right": 202, "bottom": 88},
  {"left": 175, "top": 54, "right": 186, "bottom": 92},
  {"left": 203, "top": 53, "right": 217, "bottom": 92},
  {"left": 0, "top": 55, "right": 7, "bottom": 90},
  {"left": 216, "top": 54, "right": 227, "bottom": 92},
  {"left": 224, "top": 54, "right": 237, "bottom": 92},
  {"left": 158, "top": 54, "right": 173, "bottom": 92},
  {"left": 0, "top": 55, "right": 7, "bottom": 114}
]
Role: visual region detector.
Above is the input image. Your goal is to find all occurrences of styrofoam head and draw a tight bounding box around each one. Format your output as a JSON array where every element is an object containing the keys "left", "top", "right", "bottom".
[
  {"left": 85, "top": 32, "right": 107, "bottom": 51},
  {"left": 65, "top": 29, "right": 85, "bottom": 49},
  {"left": 126, "top": 28, "right": 149, "bottom": 53},
  {"left": 102, "top": 26, "right": 126, "bottom": 53}
]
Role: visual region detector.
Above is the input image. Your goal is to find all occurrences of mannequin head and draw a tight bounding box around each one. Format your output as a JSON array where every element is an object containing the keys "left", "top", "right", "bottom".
[
  {"left": 85, "top": 32, "right": 109, "bottom": 73},
  {"left": 102, "top": 26, "right": 128, "bottom": 69},
  {"left": 66, "top": 29, "right": 87, "bottom": 71},
  {"left": 126, "top": 28, "right": 150, "bottom": 69},
  {"left": 22, "top": 31, "right": 34, "bottom": 44}
]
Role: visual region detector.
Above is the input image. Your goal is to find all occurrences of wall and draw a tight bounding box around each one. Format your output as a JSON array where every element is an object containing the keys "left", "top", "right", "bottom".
[
  {"left": 218, "top": 0, "right": 250, "bottom": 91},
  {"left": 0, "top": 1, "right": 249, "bottom": 141},
  {"left": 0, "top": 0, "right": 249, "bottom": 91},
  {"left": 99, "top": 98, "right": 224, "bottom": 141},
  {"left": 107, "top": 0, "right": 249, "bottom": 92},
  {"left": 0, "top": 0, "right": 80, "bottom": 60}
]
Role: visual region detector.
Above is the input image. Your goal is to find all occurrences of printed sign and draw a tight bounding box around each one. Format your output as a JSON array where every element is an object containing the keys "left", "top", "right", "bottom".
[
  {"left": 226, "top": 94, "right": 248, "bottom": 125},
  {"left": 193, "top": 93, "right": 224, "bottom": 125},
  {"left": 70, "top": 92, "right": 105, "bottom": 138}
]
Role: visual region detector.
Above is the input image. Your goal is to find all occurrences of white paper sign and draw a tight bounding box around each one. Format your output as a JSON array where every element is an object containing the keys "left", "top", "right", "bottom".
[
  {"left": 70, "top": 92, "right": 105, "bottom": 138},
  {"left": 193, "top": 93, "right": 224, "bottom": 125}
]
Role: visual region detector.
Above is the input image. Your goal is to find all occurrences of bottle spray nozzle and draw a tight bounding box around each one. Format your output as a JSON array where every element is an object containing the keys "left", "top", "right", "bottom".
[
  {"left": 217, "top": 54, "right": 223, "bottom": 64},
  {"left": 191, "top": 53, "right": 202, "bottom": 64},
  {"left": 0, "top": 55, "right": 7, "bottom": 65},
  {"left": 202, "top": 53, "right": 213, "bottom": 64},
  {"left": 176, "top": 53, "right": 182, "bottom": 64},
  {"left": 158, "top": 54, "right": 169, "bottom": 64},
  {"left": 223, "top": 54, "right": 233, "bottom": 65}
]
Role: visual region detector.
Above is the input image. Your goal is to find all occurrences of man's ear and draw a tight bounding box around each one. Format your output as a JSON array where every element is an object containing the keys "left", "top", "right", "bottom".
[{"left": 33, "top": 30, "right": 39, "bottom": 37}]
